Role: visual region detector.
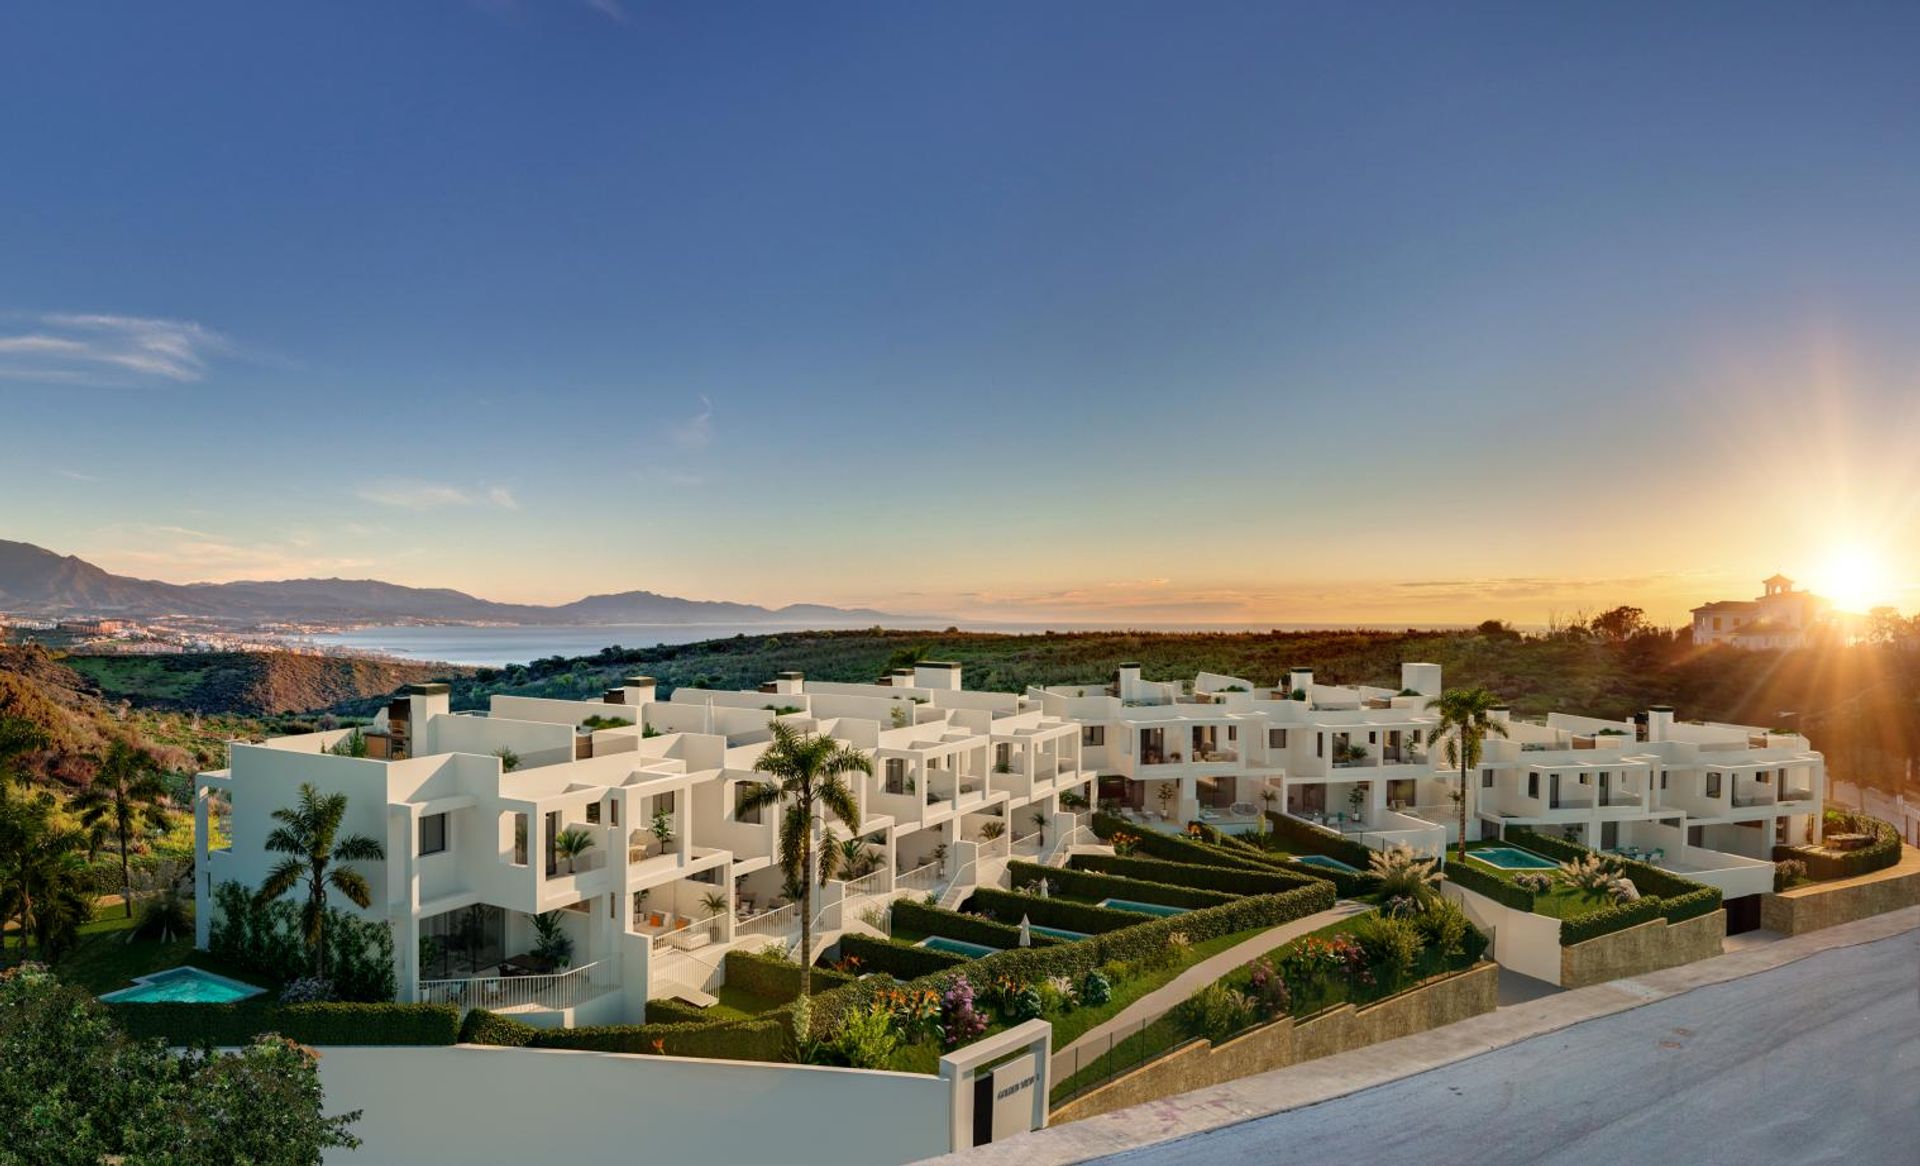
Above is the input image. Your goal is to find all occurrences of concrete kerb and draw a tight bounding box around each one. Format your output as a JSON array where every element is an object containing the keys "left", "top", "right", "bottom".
[{"left": 917, "top": 904, "right": 1920, "bottom": 1165}]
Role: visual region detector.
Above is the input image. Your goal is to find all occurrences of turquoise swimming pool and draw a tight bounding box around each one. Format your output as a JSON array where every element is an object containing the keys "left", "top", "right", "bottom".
[
  {"left": 100, "top": 966, "right": 265, "bottom": 1004},
  {"left": 917, "top": 936, "right": 999, "bottom": 958},
  {"left": 1468, "top": 846, "right": 1558, "bottom": 872},
  {"left": 1293, "top": 854, "right": 1362, "bottom": 874},
  {"left": 1028, "top": 924, "right": 1091, "bottom": 941},
  {"left": 1098, "top": 898, "right": 1190, "bottom": 917}
]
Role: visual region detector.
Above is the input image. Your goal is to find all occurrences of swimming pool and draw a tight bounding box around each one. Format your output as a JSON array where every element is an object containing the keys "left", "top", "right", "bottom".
[
  {"left": 1293, "top": 854, "right": 1362, "bottom": 874},
  {"left": 917, "top": 936, "right": 999, "bottom": 958},
  {"left": 1468, "top": 846, "right": 1558, "bottom": 872},
  {"left": 1098, "top": 898, "right": 1190, "bottom": 917},
  {"left": 100, "top": 966, "right": 266, "bottom": 1004},
  {"left": 1028, "top": 924, "right": 1091, "bottom": 941}
]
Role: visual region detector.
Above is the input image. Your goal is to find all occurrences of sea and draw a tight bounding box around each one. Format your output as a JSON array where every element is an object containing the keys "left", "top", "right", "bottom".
[{"left": 303, "top": 620, "right": 1459, "bottom": 668}]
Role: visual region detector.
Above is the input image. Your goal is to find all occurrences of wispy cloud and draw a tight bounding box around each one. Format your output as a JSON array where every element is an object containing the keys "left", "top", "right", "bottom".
[
  {"left": 53, "top": 468, "right": 99, "bottom": 482},
  {"left": 356, "top": 479, "right": 521, "bottom": 511},
  {"left": 670, "top": 395, "right": 714, "bottom": 451},
  {"left": 0, "top": 313, "right": 228, "bottom": 386},
  {"left": 583, "top": 0, "right": 628, "bottom": 21},
  {"left": 85, "top": 524, "right": 376, "bottom": 583}
]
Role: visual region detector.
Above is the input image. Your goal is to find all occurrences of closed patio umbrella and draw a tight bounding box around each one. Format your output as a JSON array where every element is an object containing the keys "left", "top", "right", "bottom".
[{"left": 1018, "top": 915, "right": 1032, "bottom": 948}]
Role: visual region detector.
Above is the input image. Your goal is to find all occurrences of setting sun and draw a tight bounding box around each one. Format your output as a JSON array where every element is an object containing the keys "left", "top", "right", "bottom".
[{"left": 1813, "top": 546, "right": 1894, "bottom": 612}]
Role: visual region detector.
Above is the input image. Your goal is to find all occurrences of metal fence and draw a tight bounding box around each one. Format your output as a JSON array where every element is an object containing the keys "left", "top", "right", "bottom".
[
  {"left": 841, "top": 868, "right": 889, "bottom": 898},
  {"left": 735, "top": 903, "right": 798, "bottom": 940},
  {"left": 652, "top": 914, "right": 727, "bottom": 953},
  {"left": 896, "top": 861, "right": 941, "bottom": 894},
  {"left": 418, "top": 961, "right": 605, "bottom": 1013},
  {"left": 1048, "top": 1012, "right": 1189, "bottom": 1106}
]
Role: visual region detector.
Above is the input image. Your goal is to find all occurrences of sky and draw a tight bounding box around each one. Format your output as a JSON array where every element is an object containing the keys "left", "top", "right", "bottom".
[{"left": 5, "top": 1, "right": 1920, "bottom": 627}]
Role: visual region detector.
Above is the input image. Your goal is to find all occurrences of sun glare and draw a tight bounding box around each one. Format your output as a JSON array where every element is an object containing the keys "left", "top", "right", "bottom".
[{"left": 1812, "top": 546, "right": 1892, "bottom": 612}]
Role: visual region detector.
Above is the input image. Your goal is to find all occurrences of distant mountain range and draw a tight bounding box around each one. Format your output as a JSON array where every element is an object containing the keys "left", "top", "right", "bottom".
[{"left": 0, "top": 540, "right": 916, "bottom": 628}]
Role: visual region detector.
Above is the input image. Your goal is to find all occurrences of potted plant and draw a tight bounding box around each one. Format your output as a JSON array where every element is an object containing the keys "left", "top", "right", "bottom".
[
  {"left": 978, "top": 819, "right": 1007, "bottom": 842},
  {"left": 1347, "top": 785, "right": 1366, "bottom": 818},
  {"left": 1155, "top": 783, "right": 1176, "bottom": 818},
  {"left": 529, "top": 910, "right": 574, "bottom": 970},
  {"left": 553, "top": 826, "right": 596, "bottom": 874},
  {"left": 1030, "top": 808, "right": 1049, "bottom": 846},
  {"left": 651, "top": 809, "right": 675, "bottom": 855}
]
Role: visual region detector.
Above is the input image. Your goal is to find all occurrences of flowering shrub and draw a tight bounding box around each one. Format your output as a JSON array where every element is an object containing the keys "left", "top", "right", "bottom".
[
  {"left": 1043, "top": 975, "right": 1079, "bottom": 1012},
  {"left": 1080, "top": 969, "right": 1113, "bottom": 1007},
  {"left": 278, "top": 977, "right": 335, "bottom": 1004},
  {"left": 1109, "top": 830, "right": 1141, "bottom": 857},
  {"left": 1513, "top": 873, "right": 1555, "bottom": 894},
  {"left": 879, "top": 985, "right": 942, "bottom": 1043},
  {"left": 1245, "top": 958, "right": 1290, "bottom": 1018},
  {"left": 940, "top": 975, "right": 988, "bottom": 1046}
]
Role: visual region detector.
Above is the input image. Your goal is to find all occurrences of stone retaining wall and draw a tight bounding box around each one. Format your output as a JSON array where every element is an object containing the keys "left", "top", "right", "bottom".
[
  {"left": 1558, "top": 909, "right": 1724, "bottom": 989},
  {"left": 1051, "top": 961, "right": 1498, "bottom": 1124},
  {"left": 1761, "top": 846, "right": 1920, "bottom": 935}
]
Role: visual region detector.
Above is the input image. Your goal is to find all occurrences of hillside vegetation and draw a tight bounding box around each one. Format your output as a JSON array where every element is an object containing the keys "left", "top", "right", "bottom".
[{"left": 62, "top": 651, "right": 468, "bottom": 717}]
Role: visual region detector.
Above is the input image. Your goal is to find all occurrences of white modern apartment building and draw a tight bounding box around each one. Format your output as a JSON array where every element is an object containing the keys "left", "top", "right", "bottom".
[
  {"left": 1032, "top": 662, "right": 1457, "bottom": 855},
  {"left": 194, "top": 665, "right": 1093, "bottom": 1026},
  {"left": 1472, "top": 704, "right": 1825, "bottom": 901}
]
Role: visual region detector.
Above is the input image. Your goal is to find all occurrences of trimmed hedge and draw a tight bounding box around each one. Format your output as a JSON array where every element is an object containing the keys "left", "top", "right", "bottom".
[
  {"left": 1774, "top": 812, "right": 1902, "bottom": 881},
  {"left": 1006, "top": 861, "right": 1237, "bottom": 910},
  {"left": 970, "top": 887, "right": 1159, "bottom": 935},
  {"left": 108, "top": 1001, "right": 460, "bottom": 1047},
  {"left": 891, "top": 899, "right": 1061, "bottom": 949},
  {"left": 836, "top": 933, "right": 970, "bottom": 979},
  {"left": 1262, "top": 810, "right": 1374, "bottom": 867},
  {"left": 721, "top": 949, "right": 857, "bottom": 1003},
  {"left": 640, "top": 997, "right": 716, "bottom": 1026},
  {"left": 1442, "top": 854, "right": 1537, "bottom": 911},
  {"left": 462, "top": 1008, "right": 787, "bottom": 1061},
  {"left": 1558, "top": 896, "right": 1666, "bottom": 946},
  {"left": 1067, "top": 853, "right": 1319, "bottom": 896}
]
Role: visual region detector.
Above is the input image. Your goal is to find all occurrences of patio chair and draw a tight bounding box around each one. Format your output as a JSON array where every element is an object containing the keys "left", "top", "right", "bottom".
[{"left": 1649, "top": 849, "right": 1665, "bottom": 863}]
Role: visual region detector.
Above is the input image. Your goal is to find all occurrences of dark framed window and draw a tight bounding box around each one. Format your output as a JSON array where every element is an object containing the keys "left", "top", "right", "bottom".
[
  {"left": 1526, "top": 773, "right": 1540, "bottom": 799},
  {"left": 1706, "top": 772, "right": 1723, "bottom": 798},
  {"left": 734, "top": 784, "right": 763, "bottom": 825},
  {"left": 1481, "top": 769, "right": 1494, "bottom": 789},
  {"left": 885, "top": 757, "right": 908, "bottom": 795},
  {"left": 1268, "top": 729, "right": 1288, "bottom": 749},
  {"left": 585, "top": 802, "right": 601, "bottom": 824},
  {"left": 418, "top": 812, "right": 447, "bottom": 856},
  {"left": 1081, "top": 725, "right": 1105, "bottom": 748}
]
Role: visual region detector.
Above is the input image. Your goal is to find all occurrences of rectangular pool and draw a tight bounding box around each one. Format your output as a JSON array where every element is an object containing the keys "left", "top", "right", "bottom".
[
  {"left": 1293, "top": 854, "right": 1362, "bottom": 874},
  {"left": 1098, "top": 898, "right": 1190, "bottom": 917},
  {"left": 1468, "top": 846, "right": 1559, "bottom": 872},
  {"left": 100, "top": 966, "right": 266, "bottom": 1004},
  {"left": 917, "top": 936, "right": 999, "bottom": 958},
  {"left": 1028, "top": 924, "right": 1090, "bottom": 941}
]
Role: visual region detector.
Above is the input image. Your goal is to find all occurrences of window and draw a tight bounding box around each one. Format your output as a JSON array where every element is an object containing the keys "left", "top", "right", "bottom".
[
  {"left": 1368, "top": 732, "right": 1377, "bottom": 744},
  {"left": 1527, "top": 773, "right": 1540, "bottom": 799},
  {"left": 885, "top": 757, "right": 908, "bottom": 795},
  {"left": 1706, "top": 772, "right": 1723, "bottom": 798},
  {"left": 995, "top": 742, "right": 1011, "bottom": 769},
  {"left": 585, "top": 802, "right": 600, "bottom": 824},
  {"left": 1687, "top": 825, "right": 1704, "bottom": 847},
  {"left": 656, "top": 790, "right": 676, "bottom": 815},
  {"left": 1081, "top": 725, "right": 1105, "bottom": 748},
  {"left": 1316, "top": 734, "right": 1325, "bottom": 759},
  {"left": 1481, "top": 769, "right": 1494, "bottom": 789},
  {"left": 418, "top": 812, "right": 447, "bottom": 856},
  {"left": 734, "top": 784, "right": 763, "bottom": 825},
  {"left": 1226, "top": 725, "right": 1237, "bottom": 742},
  {"left": 1268, "top": 728, "right": 1288, "bottom": 749},
  {"left": 1756, "top": 769, "right": 1772, "bottom": 785},
  {"left": 609, "top": 799, "right": 619, "bottom": 827},
  {"left": 1659, "top": 770, "right": 1668, "bottom": 790}
]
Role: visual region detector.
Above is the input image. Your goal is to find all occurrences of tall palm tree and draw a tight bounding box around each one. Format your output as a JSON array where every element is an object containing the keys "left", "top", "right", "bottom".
[
  {"left": 735, "top": 721, "right": 871, "bottom": 999},
  {"left": 257, "top": 783, "right": 386, "bottom": 979},
  {"left": 1425, "top": 688, "right": 1508, "bottom": 863},
  {"left": 73, "top": 737, "right": 174, "bottom": 918}
]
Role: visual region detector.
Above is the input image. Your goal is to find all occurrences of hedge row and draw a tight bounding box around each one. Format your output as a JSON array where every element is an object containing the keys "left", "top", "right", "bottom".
[
  {"left": 970, "top": 887, "right": 1157, "bottom": 935},
  {"left": 835, "top": 933, "right": 970, "bottom": 979},
  {"left": 1557, "top": 896, "right": 1667, "bottom": 946},
  {"left": 721, "top": 949, "right": 857, "bottom": 1003},
  {"left": 1006, "top": 861, "right": 1238, "bottom": 911},
  {"left": 1441, "top": 855, "right": 1536, "bottom": 912},
  {"left": 1091, "top": 813, "right": 1271, "bottom": 871},
  {"left": 805, "top": 881, "right": 1338, "bottom": 1041},
  {"left": 1774, "top": 813, "right": 1903, "bottom": 881},
  {"left": 891, "top": 900, "right": 1062, "bottom": 949},
  {"left": 640, "top": 998, "right": 714, "bottom": 1025},
  {"left": 1508, "top": 828, "right": 1708, "bottom": 901},
  {"left": 108, "top": 1001, "right": 460, "bottom": 1047},
  {"left": 461, "top": 1008, "right": 786, "bottom": 1061},
  {"left": 1066, "top": 853, "right": 1319, "bottom": 896},
  {"left": 1262, "top": 810, "right": 1375, "bottom": 867}
]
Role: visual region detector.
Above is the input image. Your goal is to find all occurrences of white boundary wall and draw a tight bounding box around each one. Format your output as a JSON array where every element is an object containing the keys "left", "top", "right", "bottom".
[{"left": 318, "top": 1045, "right": 951, "bottom": 1165}]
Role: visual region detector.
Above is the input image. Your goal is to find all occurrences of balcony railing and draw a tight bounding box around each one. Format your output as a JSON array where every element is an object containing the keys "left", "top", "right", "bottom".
[
  {"left": 840, "top": 868, "right": 889, "bottom": 898},
  {"left": 735, "top": 903, "right": 798, "bottom": 940},
  {"left": 547, "top": 848, "right": 607, "bottom": 879},
  {"left": 418, "top": 961, "right": 605, "bottom": 1012},
  {"left": 1011, "top": 830, "right": 1045, "bottom": 856},
  {"left": 652, "top": 914, "right": 726, "bottom": 954},
  {"left": 896, "top": 860, "right": 941, "bottom": 894},
  {"left": 979, "top": 831, "right": 1010, "bottom": 860}
]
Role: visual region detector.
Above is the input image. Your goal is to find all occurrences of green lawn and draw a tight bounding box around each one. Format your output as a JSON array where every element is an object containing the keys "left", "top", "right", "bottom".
[
  {"left": 1460, "top": 842, "right": 1615, "bottom": 920},
  {"left": 703, "top": 983, "right": 789, "bottom": 1022},
  {"left": 47, "top": 907, "right": 269, "bottom": 998}
]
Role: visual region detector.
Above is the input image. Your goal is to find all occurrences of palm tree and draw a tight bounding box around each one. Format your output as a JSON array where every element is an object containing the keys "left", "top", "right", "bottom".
[
  {"left": 553, "top": 827, "right": 597, "bottom": 873},
  {"left": 257, "top": 783, "right": 386, "bottom": 979},
  {"left": 73, "top": 737, "right": 174, "bottom": 918},
  {"left": 0, "top": 781, "right": 92, "bottom": 959},
  {"left": 1425, "top": 688, "right": 1508, "bottom": 863},
  {"left": 735, "top": 721, "right": 871, "bottom": 999}
]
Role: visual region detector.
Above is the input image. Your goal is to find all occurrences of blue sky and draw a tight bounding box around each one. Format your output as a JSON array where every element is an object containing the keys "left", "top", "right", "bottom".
[{"left": 5, "top": 2, "right": 1920, "bottom": 623}]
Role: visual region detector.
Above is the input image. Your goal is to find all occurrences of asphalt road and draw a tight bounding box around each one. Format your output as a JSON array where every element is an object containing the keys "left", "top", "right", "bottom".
[{"left": 1102, "top": 928, "right": 1920, "bottom": 1166}]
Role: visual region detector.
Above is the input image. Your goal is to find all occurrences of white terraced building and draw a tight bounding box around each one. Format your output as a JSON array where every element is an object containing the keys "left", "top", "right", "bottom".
[{"left": 193, "top": 664, "right": 1094, "bottom": 1026}]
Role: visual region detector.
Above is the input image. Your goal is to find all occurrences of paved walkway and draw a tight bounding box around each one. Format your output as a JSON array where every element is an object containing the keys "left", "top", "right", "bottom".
[{"left": 1053, "top": 901, "right": 1373, "bottom": 1076}]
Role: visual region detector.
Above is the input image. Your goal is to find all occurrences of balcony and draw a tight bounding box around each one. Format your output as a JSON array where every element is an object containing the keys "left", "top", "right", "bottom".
[{"left": 418, "top": 960, "right": 611, "bottom": 1013}]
